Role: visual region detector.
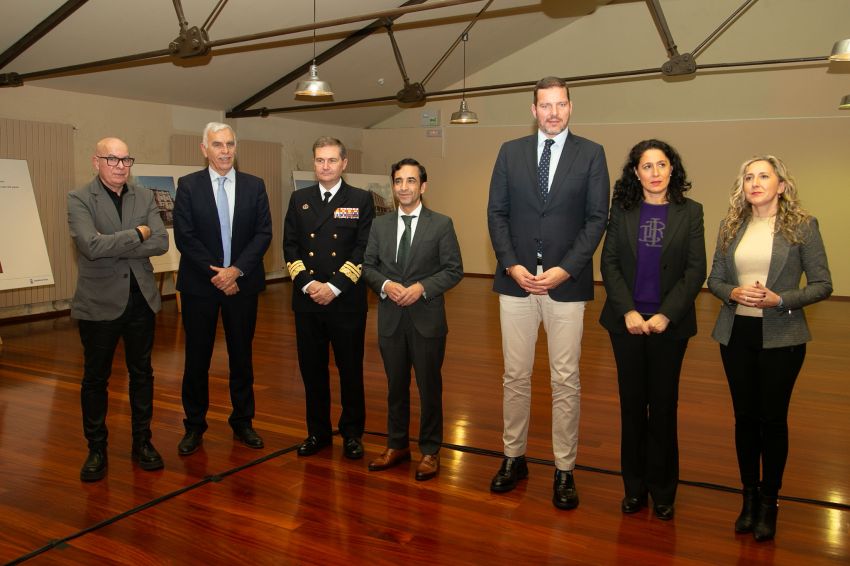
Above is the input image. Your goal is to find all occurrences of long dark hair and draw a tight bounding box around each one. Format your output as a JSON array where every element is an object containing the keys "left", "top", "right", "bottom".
[{"left": 612, "top": 139, "right": 691, "bottom": 210}]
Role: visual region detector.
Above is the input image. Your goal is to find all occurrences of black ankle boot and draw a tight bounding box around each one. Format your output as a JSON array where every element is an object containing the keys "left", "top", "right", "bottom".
[
  {"left": 734, "top": 486, "right": 759, "bottom": 533},
  {"left": 753, "top": 495, "right": 778, "bottom": 541}
]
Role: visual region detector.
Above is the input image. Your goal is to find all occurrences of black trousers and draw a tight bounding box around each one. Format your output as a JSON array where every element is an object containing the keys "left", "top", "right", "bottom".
[
  {"left": 78, "top": 291, "right": 155, "bottom": 450},
  {"left": 378, "top": 311, "right": 445, "bottom": 455},
  {"left": 609, "top": 330, "right": 689, "bottom": 505},
  {"left": 294, "top": 310, "right": 366, "bottom": 440},
  {"left": 720, "top": 315, "right": 805, "bottom": 496},
  {"left": 180, "top": 291, "right": 258, "bottom": 433}
]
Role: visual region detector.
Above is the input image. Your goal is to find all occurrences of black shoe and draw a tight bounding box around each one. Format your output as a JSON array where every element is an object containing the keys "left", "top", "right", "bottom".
[
  {"left": 343, "top": 437, "right": 364, "bottom": 460},
  {"left": 753, "top": 496, "right": 778, "bottom": 542},
  {"left": 297, "top": 435, "right": 331, "bottom": 456},
  {"left": 178, "top": 431, "right": 203, "bottom": 456},
  {"left": 80, "top": 448, "right": 107, "bottom": 482},
  {"left": 553, "top": 469, "right": 580, "bottom": 510},
  {"left": 654, "top": 503, "right": 675, "bottom": 521},
  {"left": 132, "top": 440, "right": 164, "bottom": 471},
  {"left": 735, "top": 486, "right": 759, "bottom": 533},
  {"left": 233, "top": 426, "right": 264, "bottom": 449},
  {"left": 621, "top": 494, "right": 648, "bottom": 514},
  {"left": 490, "top": 456, "right": 529, "bottom": 493}
]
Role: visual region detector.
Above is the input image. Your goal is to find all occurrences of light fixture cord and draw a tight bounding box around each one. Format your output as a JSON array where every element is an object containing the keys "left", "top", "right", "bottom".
[
  {"left": 462, "top": 33, "right": 468, "bottom": 101},
  {"left": 312, "top": 0, "right": 317, "bottom": 64}
]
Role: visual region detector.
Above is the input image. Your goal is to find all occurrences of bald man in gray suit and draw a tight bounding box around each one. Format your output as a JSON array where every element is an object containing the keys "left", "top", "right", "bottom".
[{"left": 68, "top": 137, "right": 168, "bottom": 482}]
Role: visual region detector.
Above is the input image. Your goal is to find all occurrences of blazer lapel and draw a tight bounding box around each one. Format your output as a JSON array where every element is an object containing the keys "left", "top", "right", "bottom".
[
  {"left": 91, "top": 180, "right": 121, "bottom": 232},
  {"left": 724, "top": 220, "right": 748, "bottom": 286},
  {"left": 624, "top": 206, "right": 640, "bottom": 259},
  {"left": 766, "top": 231, "right": 790, "bottom": 288},
  {"left": 548, "top": 133, "right": 579, "bottom": 202},
  {"left": 522, "top": 136, "right": 543, "bottom": 205},
  {"left": 404, "top": 208, "right": 431, "bottom": 273},
  {"left": 660, "top": 201, "right": 685, "bottom": 261}
]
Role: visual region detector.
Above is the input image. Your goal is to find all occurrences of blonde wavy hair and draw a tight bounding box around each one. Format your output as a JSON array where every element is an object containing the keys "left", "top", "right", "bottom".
[{"left": 718, "top": 155, "right": 811, "bottom": 252}]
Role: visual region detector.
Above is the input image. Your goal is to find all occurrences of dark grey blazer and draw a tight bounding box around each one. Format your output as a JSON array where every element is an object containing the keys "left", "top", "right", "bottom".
[
  {"left": 487, "top": 132, "right": 610, "bottom": 302},
  {"left": 707, "top": 216, "right": 832, "bottom": 347},
  {"left": 67, "top": 177, "right": 168, "bottom": 321},
  {"left": 362, "top": 207, "right": 463, "bottom": 338},
  {"left": 599, "top": 198, "right": 706, "bottom": 339}
]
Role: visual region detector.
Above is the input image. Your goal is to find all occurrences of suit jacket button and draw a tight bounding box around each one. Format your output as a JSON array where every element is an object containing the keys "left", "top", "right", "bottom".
[
  {"left": 309, "top": 269, "right": 314, "bottom": 275},
  {"left": 331, "top": 251, "right": 336, "bottom": 257},
  {"left": 333, "top": 234, "right": 338, "bottom": 239},
  {"left": 332, "top": 271, "right": 336, "bottom": 275},
  {"left": 310, "top": 233, "right": 315, "bottom": 238},
  {"left": 308, "top": 251, "right": 314, "bottom": 257}
]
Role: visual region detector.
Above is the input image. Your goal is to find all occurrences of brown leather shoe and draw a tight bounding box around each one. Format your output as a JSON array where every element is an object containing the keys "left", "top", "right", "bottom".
[
  {"left": 415, "top": 453, "right": 440, "bottom": 481},
  {"left": 368, "top": 447, "right": 411, "bottom": 471}
]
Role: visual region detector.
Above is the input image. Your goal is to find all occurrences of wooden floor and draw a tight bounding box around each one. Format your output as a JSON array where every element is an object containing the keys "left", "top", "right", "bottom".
[{"left": 0, "top": 278, "right": 847, "bottom": 565}]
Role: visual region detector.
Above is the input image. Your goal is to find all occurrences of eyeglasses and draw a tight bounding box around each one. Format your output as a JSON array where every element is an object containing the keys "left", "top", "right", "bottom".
[{"left": 96, "top": 155, "right": 135, "bottom": 167}]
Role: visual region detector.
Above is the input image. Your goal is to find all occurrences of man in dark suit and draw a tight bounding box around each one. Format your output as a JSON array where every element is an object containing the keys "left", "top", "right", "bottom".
[
  {"left": 173, "top": 122, "right": 272, "bottom": 455},
  {"left": 363, "top": 158, "right": 463, "bottom": 481},
  {"left": 68, "top": 137, "right": 168, "bottom": 481},
  {"left": 283, "top": 137, "right": 375, "bottom": 460},
  {"left": 487, "top": 77, "right": 610, "bottom": 509}
]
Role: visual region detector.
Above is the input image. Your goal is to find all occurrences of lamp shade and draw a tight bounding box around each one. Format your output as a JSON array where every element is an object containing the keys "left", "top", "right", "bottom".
[
  {"left": 295, "top": 64, "right": 333, "bottom": 97},
  {"left": 450, "top": 99, "right": 478, "bottom": 124},
  {"left": 829, "top": 39, "right": 850, "bottom": 61}
]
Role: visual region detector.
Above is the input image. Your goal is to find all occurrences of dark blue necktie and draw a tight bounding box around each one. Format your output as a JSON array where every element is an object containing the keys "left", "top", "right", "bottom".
[
  {"left": 538, "top": 138, "right": 555, "bottom": 203},
  {"left": 536, "top": 139, "right": 554, "bottom": 261}
]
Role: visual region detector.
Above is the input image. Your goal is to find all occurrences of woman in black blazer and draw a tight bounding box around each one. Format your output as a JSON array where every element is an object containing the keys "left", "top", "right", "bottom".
[
  {"left": 599, "top": 139, "right": 706, "bottom": 520},
  {"left": 707, "top": 155, "right": 832, "bottom": 541}
]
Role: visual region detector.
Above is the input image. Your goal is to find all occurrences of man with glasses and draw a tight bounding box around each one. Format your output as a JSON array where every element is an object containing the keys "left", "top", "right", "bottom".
[
  {"left": 68, "top": 137, "right": 168, "bottom": 481},
  {"left": 173, "top": 122, "right": 272, "bottom": 456},
  {"left": 284, "top": 137, "right": 375, "bottom": 460}
]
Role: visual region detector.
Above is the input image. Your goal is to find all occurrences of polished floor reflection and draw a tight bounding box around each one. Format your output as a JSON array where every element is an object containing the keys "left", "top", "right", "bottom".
[{"left": 0, "top": 278, "right": 847, "bottom": 564}]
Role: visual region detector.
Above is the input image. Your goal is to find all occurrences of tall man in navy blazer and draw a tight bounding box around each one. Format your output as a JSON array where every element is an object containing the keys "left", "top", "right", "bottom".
[
  {"left": 284, "top": 137, "right": 375, "bottom": 460},
  {"left": 173, "top": 122, "right": 272, "bottom": 455},
  {"left": 363, "top": 158, "right": 463, "bottom": 481},
  {"left": 487, "top": 77, "right": 610, "bottom": 509},
  {"left": 68, "top": 137, "right": 168, "bottom": 481}
]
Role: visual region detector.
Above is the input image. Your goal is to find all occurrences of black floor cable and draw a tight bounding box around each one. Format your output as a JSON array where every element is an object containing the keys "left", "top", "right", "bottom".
[{"left": 7, "top": 433, "right": 848, "bottom": 565}]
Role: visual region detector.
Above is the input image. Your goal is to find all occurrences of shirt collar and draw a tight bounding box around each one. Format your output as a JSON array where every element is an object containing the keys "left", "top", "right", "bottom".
[
  {"left": 208, "top": 166, "right": 235, "bottom": 185},
  {"left": 318, "top": 178, "right": 343, "bottom": 198},
  {"left": 537, "top": 128, "right": 569, "bottom": 149},
  {"left": 398, "top": 202, "right": 423, "bottom": 218}
]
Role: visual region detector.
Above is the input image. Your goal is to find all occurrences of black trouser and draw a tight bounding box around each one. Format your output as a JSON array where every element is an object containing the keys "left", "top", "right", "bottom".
[
  {"left": 720, "top": 315, "right": 805, "bottom": 496},
  {"left": 294, "top": 310, "right": 367, "bottom": 441},
  {"left": 180, "top": 292, "right": 258, "bottom": 433},
  {"left": 78, "top": 291, "right": 155, "bottom": 450},
  {"left": 610, "top": 330, "right": 689, "bottom": 505},
  {"left": 378, "top": 311, "right": 445, "bottom": 456}
]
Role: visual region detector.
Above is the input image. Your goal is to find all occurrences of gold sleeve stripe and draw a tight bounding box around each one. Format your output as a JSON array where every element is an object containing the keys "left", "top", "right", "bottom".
[
  {"left": 286, "top": 260, "right": 306, "bottom": 279},
  {"left": 340, "top": 261, "right": 361, "bottom": 283}
]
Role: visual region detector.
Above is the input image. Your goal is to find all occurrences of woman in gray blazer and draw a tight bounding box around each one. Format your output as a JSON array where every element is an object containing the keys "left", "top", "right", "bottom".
[
  {"left": 707, "top": 155, "right": 832, "bottom": 542},
  {"left": 600, "top": 139, "right": 706, "bottom": 521}
]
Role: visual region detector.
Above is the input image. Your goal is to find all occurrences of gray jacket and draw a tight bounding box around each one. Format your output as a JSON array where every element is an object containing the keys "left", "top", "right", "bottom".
[
  {"left": 707, "top": 216, "right": 832, "bottom": 347},
  {"left": 68, "top": 177, "right": 168, "bottom": 321}
]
